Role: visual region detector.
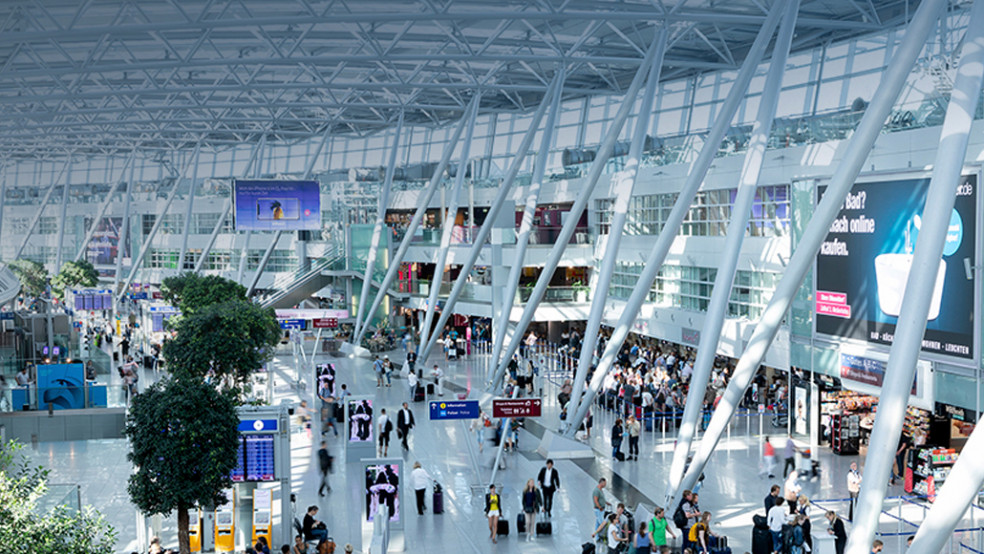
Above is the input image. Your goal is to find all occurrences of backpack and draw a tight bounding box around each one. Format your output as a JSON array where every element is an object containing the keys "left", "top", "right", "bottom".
[
  {"left": 384, "top": 419, "right": 393, "bottom": 434},
  {"left": 673, "top": 504, "right": 688, "bottom": 530},
  {"left": 781, "top": 524, "right": 795, "bottom": 552}
]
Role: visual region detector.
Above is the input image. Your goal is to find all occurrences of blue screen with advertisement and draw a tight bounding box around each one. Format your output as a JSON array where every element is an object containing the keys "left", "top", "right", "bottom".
[
  {"left": 233, "top": 180, "right": 321, "bottom": 231},
  {"left": 816, "top": 174, "right": 977, "bottom": 360}
]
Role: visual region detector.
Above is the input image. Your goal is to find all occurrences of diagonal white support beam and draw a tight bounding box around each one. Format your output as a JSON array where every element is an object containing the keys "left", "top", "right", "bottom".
[
  {"left": 14, "top": 159, "right": 72, "bottom": 262},
  {"left": 563, "top": 0, "right": 786, "bottom": 437},
  {"left": 353, "top": 94, "right": 480, "bottom": 345},
  {"left": 177, "top": 150, "right": 203, "bottom": 271},
  {"left": 674, "top": 0, "right": 946, "bottom": 521},
  {"left": 418, "top": 94, "right": 481, "bottom": 354},
  {"left": 488, "top": 27, "right": 667, "bottom": 391},
  {"left": 849, "top": 0, "right": 984, "bottom": 551},
  {"left": 565, "top": 25, "right": 668, "bottom": 422},
  {"left": 237, "top": 135, "right": 268, "bottom": 285},
  {"left": 417, "top": 70, "right": 564, "bottom": 364},
  {"left": 112, "top": 160, "right": 136, "bottom": 298},
  {"left": 664, "top": 0, "right": 799, "bottom": 509},
  {"left": 0, "top": 162, "right": 7, "bottom": 254},
  {"left": 354, "top": 111, "right": 405, "bottom": 335},
  {"left": 118, "top": 141, "right": 202, "bottom": 302},
  {"left": 74, "top": 152, "right": 137, "bottom": 263},
  {"left": 195, "top": 139, "right": 265, "bottom": 274},
  {"left": 54, "top": 159, "right": 73, "bottom": 272}
]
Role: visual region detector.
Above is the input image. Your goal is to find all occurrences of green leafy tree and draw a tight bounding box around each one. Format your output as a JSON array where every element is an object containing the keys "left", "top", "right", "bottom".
[
  {"left": 125, "top": 377, "right": 240, "bottom": 554},
  {"left": 0, "top": 440, "right": 117, "bottom": 553},
  {"left": 9, "top": 258, "right": 49, "bottom": 298},
  {"left": 51, "top": 260, "right": 100, "bottom": 299},
  {"left": 162, "top": 300, "right": 281, "bottom": 387},
  {"left": 160, "top": 273, "right": 247, "bottom": 316}
]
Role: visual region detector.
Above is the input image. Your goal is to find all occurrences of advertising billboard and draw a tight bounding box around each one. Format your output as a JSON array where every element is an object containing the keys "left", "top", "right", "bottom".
[
  {"left": 815, "top": 174, "right": 977, "bottom": 360},
  {"left": 233, "top": 180, "right": 321, "bottom": 231},
  {"left": 84, "top": 216, "right": 130, "bottom": 267}
]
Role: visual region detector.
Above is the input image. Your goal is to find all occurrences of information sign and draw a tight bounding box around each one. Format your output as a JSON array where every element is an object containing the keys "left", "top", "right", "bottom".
[
  {"left": 492, "top": 398, "right": 542, "bottom": 418},
  {"left": 428, "top": 400, "right": 480, "bottom": 420},
  {"left": 313, "top": 317, "right": 339, "bottom": 328}
]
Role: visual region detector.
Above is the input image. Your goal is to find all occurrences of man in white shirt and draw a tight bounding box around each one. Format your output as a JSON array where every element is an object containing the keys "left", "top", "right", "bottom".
[
  {"left": 15, "top": 367, "right": 31, "bottom": 386},
  {"left": 408, "top": 370, "right": 419, "bottom": 402},
  {"left": 377, "top": 409, "right": 392, "bottom": 457},
  {"left": 847, "top": 462, "right": 862, "bottom": 520},
  {"left": 537, "top": 459, "right": 560, "bottom": 517},
  {"left": 431, "top": 364, "right": 444, "bottom": 396},
  {"left": 767, "top": 497, "right": 789, "bottom": 553},
  {"left": 410, "top": 461, "right": 432, "bottom": 515}
]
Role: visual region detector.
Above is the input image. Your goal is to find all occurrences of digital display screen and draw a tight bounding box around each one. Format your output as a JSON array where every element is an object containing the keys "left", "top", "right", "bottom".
[
  {"left": 365, "top": 463, "right": 400, "bottom": 522},
  {"left": 245, "top": 435, "right": 276, "bottom": 482},
  {"left": 233, "top": 180, "right": 321, "bottom": 231},
  {"left": 348, "top": 399, "right": 373, "bottom": 443},
  {"left": 230, "top": 440, "right": 245, "bottom": 482}
]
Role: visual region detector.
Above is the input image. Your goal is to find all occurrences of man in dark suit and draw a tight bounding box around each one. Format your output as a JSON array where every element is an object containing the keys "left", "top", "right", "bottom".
[
  {"left": 537, "top": 459, "right": 561, "bottom": 517},
  {"left": 397, "top": 402, "right": 416, "bottom": 450}
]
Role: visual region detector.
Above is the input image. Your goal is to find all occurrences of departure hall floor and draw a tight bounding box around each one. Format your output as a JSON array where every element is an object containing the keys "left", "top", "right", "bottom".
[{"left": 21, "top": 345, "right": 977, "bottom": 553}]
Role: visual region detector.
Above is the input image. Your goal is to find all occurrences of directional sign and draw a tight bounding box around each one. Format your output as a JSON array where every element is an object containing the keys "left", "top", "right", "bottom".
[
  {"left": 279, "top": 318, "right": 305, "bottom": 330},
  {"left": 312, "top": 317, "right": 339, "bottom": 328},
  {"left": 429, "top": 400, "right": 480, "bottom": 421},
  {"left": 492, "top": 398, "right": 542, "bottom": 418}
]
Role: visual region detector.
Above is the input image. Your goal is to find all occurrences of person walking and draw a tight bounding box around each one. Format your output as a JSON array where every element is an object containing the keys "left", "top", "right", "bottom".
[
  {"left": 406, "top": 348, "right": 417, "bottom": 375},
  {"left": 521, "top": 479, "right": 543, "bottom": 542},
  {"left": 847, "top": 462, "right": 862, "bottom": 520},
  {"left": 648, "top": 506, "right": 676, "bottom": 550},
  {"left": 317, "top": 441, "right": 332, "bottom": 496},
  {"left": 626, "top": 414, "right": 641, "bottom": 460},
  {"left": 537, "top": 459, "right": 560, "bottom": 517},
  {"left": 407, "top": 369, "right": 419, "bottom": 402},
  {"left": 611, "top": 418, "right": 624, "bottom": 461},
  {"left": 383, "top": 356, "right": 393, "bottom": 387},
  {"left": 410, "top": 461, "right": 431, "bottom": 515},
  {"left": 759, "top": 436, "right": 776, "bottom": 478},
  {"left": 378, "top": 408, "right": 392, "bottom": 457},
  {"left": 783, "top": 436, "right": 797, "bottom": 478},
  {"left": 485, "top": 484, "right": 502, "bottom": 544},
  {"left": 373, "top": 355, "right": 385, "bottom": 387},
  {"left": 397, "top": 402, "right": 415, "bottom": 451}
]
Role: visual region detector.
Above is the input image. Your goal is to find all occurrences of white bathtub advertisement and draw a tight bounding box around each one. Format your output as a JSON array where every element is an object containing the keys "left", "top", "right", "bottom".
[{"left": 815, "top": 174, "right": 977, "bottom": 361}]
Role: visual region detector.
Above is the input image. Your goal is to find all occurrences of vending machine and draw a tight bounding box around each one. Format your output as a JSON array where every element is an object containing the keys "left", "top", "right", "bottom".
[
  {"left": 188, "top": 509, "right": 202, "bottom": 553},
  {"left": 215, "top": 489, "right": 236, "bottom": 553},
  {"left": 252, "top": 488, "right": 273, "bottom": 547}
]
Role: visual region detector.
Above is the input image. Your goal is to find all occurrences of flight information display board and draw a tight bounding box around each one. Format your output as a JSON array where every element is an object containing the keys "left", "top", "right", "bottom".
[
  {"left": 228, "top": 434, "right": 276, "bottom": 482},
  {"left": 245, "top": 435, "right": 276, "bottom": 482}
]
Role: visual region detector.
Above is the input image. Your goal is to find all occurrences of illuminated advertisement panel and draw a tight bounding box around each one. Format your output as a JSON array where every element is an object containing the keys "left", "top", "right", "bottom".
[
  {"left": 815, "top": 174, "right": 977, "bottom": 360},
  {"left": 233, "top": 180, "right": 321, "bottom": 231}
]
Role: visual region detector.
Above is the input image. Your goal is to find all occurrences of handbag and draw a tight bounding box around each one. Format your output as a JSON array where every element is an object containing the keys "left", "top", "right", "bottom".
[{"left": 400, "top": 361, "right": 410, "bottom": 379}]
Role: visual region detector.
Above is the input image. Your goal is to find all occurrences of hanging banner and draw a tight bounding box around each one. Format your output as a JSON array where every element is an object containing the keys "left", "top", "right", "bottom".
[{"left": 816, "top": 174, "right": 977, "bottom": 361}]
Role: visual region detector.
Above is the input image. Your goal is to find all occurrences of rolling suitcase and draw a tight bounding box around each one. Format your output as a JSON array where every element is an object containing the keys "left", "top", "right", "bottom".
[
  {"left": 427, "top": 383, "right": 435, "bottom": 395},
  {"left": 535, "top": 514, "right": 552, "bottom": 535},
  {"left": 581, "top": 543, "right": 596, "bottom": 554},
  {"left": 516, "top": 513, "right": 525, "bottom": 534},
  {"left": 414, "top": 386, "right": 425, "bottom": 402},
  {"left": 432, "top": 483, "right": 443, "bottom": 514},
  {"left": 614, "top": 451, "right": 625, "bottom": 461},
  {"left": 752, "top": 526, "right": 772, "bottom": 554},
  {"left": 496, "top": 518, "right": 509, "bottom": 536}
]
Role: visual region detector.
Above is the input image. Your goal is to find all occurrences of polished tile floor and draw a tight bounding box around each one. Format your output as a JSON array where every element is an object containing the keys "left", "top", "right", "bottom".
[{"left": 19, "top": 344, "right": 983, "bottom": 553}]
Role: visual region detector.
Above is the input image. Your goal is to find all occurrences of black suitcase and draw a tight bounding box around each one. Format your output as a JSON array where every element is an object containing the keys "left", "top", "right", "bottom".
[
  {"left": 581, "top": 542, "right": 596, "bottom": 554},
  {"left": 414, "top": 386, "right": 425, "bottom": 402},
  {"left": 427, "top": 383, "right": 435, "bottom": 395},
  {"left": 433, "top": 484, "right": 444, "bottom": 514},
  {"left": 516, "top": 513, "right": 525, "bottom": 533},
  {"left": 535, "top": 518, "right": 552, "bottom": 535},
  {"left": 496, "top": 518, "right": 509, "bottom": 536},
  {"left": 752, "top": 526, "right": 772, "bottom": 554},
  {"left": 614, "top": 451, "right": 625, "bottom": 461}
]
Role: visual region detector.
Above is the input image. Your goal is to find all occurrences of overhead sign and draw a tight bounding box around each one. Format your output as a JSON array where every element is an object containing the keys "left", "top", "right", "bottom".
[
  {"left": 312, "top": 317, "right": 338, "bottom": 329},
  {"left": 429, "top": 400, "right": 480, "bottom": 420},
  {"left": 233, "top": 179, "right": 321, "bottom": 231},
  {"left": 492, "top": 398, "right": 542, "bottom": 418},
  {"left": 238, "top": 418, "right": 279, "bottom": 433},
  {"left": 274, "top": 308, "right": 350, "bottom": 320},
  {"left": 838, "top": 348, "right": 934, "bottom": 411},
  {"left": 816, "top": 174, "right": 977, "bottom": 360},
  {"left": 279, "top": 319, "right": 304, "bottom": 330}
]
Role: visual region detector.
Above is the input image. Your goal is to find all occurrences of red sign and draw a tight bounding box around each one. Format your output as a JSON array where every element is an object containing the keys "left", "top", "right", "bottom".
[
  {"left": 492, "top": 398, "right": 542, "bottom": 418},
  {"left": 152, "top": 291, "right": 163, "bottom": 299},
  {"left": 313, "top": 318, "right": 338, "bottom": 328}
]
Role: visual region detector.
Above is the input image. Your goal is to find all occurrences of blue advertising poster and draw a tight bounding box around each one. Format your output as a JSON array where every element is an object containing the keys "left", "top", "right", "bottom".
[
  {"left": 816, "top": 174, "right": 977, "bottom": 360},
  {"left": 37, "top": 363, "right": 85, "bottom": 410},
  {"left": 233, "top": 180, "right": 321, "bottom": 231},
  {"left": 428, "top": 400, "right": 480, "bottom": 420}
]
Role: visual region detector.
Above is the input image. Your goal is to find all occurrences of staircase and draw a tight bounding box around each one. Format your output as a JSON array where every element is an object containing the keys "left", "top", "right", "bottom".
[
  {"left": 256, "top": 244, "right": 344, "bottom": 309},
  {"left": 0, "top": 264, "right": 21, "bottom": 306}
]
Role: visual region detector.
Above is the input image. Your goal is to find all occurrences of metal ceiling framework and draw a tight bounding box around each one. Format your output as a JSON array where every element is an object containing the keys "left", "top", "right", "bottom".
[{"left": 0, "top": 0, "right": 920, "bottom": 161}]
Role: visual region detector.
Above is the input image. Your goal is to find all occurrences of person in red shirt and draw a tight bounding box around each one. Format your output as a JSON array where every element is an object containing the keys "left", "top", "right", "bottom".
[{"left": 759, "top": 437, "right": 777, "bottom": 478}]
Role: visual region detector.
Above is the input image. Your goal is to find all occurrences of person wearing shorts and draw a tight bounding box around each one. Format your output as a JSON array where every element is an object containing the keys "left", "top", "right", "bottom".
[{"left": 485, "top": 484, "right": 502, "bottom": 544}]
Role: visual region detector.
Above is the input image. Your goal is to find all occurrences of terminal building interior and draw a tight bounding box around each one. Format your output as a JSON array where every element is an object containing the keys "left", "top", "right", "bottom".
[{"left": 3, "top": 1, "right": 984, "bottom": 553}]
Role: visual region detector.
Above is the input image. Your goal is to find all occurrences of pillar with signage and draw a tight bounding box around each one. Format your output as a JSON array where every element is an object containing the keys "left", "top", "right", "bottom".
[
  {"left": 345, "top": 395, "right": 376, "bottom": 460},
  {"left": 234, "top": 406, "right": 293, "bottom": 549},
  {"left": 214, "top": 490, "right": 236, "bottom": 553}
]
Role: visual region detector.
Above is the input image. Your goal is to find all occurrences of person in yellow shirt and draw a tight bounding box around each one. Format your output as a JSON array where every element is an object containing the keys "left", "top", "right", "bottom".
[{"left": 484, "top": 484, "right": 502, "bottom": 543}]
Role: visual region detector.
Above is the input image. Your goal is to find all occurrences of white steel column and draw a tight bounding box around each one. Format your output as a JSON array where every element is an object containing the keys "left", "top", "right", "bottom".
[
  {"left": 74, "top": 153, "right": 136, "bottom": 262},
  {"left": 848, "top": 1, "right": 984, "bottom": 550},
  {"left": 674, "top": 0, "right": 945, "bottom": 506},
  {"left": 418, "top": 96, "right": 481, "bottom": 352},
  {"left": 489, "top": 30, "right": 666, "bottom": 390},
  {"left": 14, "top": 160, "right": 71, "bottom": 261},
  {"left": 54, "top": 160, "right": 73, "bottom": 272},
  {"left": 0, "top": 163, "right": 7, "bottom": 256},
  {"left": 566, "top": 26, "right": 668, "bottom": 420},
  {"left": 664, "top": 0, "right": 798, "bottom": 506},
  {"left": 118, "top": 142, "right": 203, "bottom": 302},
  {"left": 353, "top": 95, "right": 480, "bottom": 345},
  {"left": 417, "top": 71, "right": 564, "bottom": 364},
  {"left": 177, "top": 154, "right": 203, "bottom": 272},
  {"left": 354, "top": 111, "right": 405, "bottom": 335},
  {"left": 487, "top": 70, "right": 569, "bottom": 377},
  {"left": 237, "top": 136, "right": 268, "bottom": 284},
  {"left": 564, "top": 1, "right": 785, "bottom": 434},
  {"left": 113, "top": 161, "right": 136, "bottom": 297}
]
